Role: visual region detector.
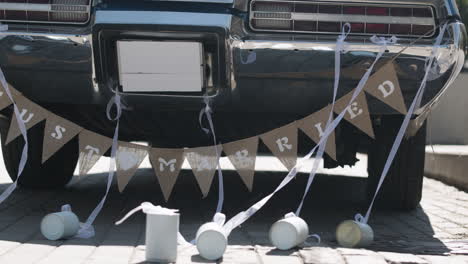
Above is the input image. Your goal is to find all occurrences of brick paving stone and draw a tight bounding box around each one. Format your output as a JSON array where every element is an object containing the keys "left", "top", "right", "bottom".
[
  {"left": 0, "top": 240, "right": 59, "bottom": 264},
  {"left": 128, "top": 245, "right": 146, "bottom": 264},
  {"left": 0, "top": 214, "right": 44, "bottom": 256},
  {"left": 299, "top": 247, "right": 345, "bottom": 264},
  {"left": 379, "top": 251, "right": 428, "bottom": 264},
  {"left": 338, "top": 248, "right": 388, "bottom": 264},
  {"left": 219, "top": 246, "right": 258, "bottom": 264},
  {"left": 177, "top": 245, "right": 216, "bottom": 264},
  {"left": 0, "top": 156, "right": 466, "bottom": 263},
  {"left": 36, "top": 240, "right": 97, "bottom": 264},
  {"left": 421, "top": 255, "right": 468, "bottom": 264},
  {"left": 255, "top": 246, "right": 302, "bottom": 264}
]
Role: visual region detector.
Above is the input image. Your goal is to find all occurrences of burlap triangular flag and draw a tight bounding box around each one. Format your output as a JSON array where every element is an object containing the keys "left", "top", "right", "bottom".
[
  {"left": 5, "top": 96, "right": 48, "bottom": 144},
  {"left": 42, "top": 114, "right": 83, "bottom": 163},
  {"left": 223, "top": 136, "right": 259, "bottom": 192},
  {"left": 260, "top": 122, "right": 298, "bottom": 171},
  {"left": 78, "top": 130, "right": 113, "bottom": 176},
  {"left": 149, "top": 148, "right": 185, "bottom": 202},
  {"left": 184, "top": 145, "right": 222, "bottom": 197},
  {"left": 297, "top": 105, "right": 337, "bottom": 160},
  {"left": 116, "top": 142, "right": 148, "bottom": 192},
  {"left": 364, "top": 62, "right": 407, "bottom": 114},
  {"left": 334, "top": 90, "right": 375, "bottom": 138},
  {"left": 0, "top": 84, "right": 21, "bottom": 111}
]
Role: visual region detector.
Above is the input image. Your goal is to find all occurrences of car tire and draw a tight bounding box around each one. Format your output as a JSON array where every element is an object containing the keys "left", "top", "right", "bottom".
[
  {"left": 0, "top": 115, "right": 78, "bottom": 189},
  {"left": 367, "top": 116, "right": 426, "bottom": 211}
]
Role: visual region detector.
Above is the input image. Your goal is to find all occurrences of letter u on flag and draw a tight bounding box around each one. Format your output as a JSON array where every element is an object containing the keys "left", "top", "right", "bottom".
[{"left": 5, "top": 96, "right": 48, "bottom": 144}]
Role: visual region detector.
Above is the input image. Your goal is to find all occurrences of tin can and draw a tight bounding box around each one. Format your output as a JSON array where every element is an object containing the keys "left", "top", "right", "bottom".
[
  {"left": 269, "top": 215, "right": 309, "bottom": 250},
  {"left": 336, "top": 220, "right": 374, "bottom": 248},
  {"left": 41, "top": 211, "right": 80, "bottom": 240},
  {"left": 196, "top": 222, "right": 228, "bottom": 260}
]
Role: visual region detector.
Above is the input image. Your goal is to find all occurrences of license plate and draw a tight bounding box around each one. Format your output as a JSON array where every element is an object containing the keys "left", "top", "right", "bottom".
[{"left": 117, "top": 41, "right": 203, "bottom": 92}]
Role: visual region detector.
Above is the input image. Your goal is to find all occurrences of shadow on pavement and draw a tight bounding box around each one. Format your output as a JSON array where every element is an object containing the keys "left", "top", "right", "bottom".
[{"left": 0, "top": 168, "right": 450, "bottom": 255}]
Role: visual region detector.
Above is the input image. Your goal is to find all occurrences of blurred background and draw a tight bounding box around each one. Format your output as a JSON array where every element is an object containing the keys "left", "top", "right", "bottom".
[{"left": 426, "top": 0, "right": 468, "bottom": 144}]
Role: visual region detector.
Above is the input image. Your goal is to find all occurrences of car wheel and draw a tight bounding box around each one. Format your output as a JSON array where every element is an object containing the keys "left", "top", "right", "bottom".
[
  {"left": 367, "top": 116, "right": 426, "bottom": 211},
  {"left": 0, "top": 115, "right": 78, "bottom": 189}
]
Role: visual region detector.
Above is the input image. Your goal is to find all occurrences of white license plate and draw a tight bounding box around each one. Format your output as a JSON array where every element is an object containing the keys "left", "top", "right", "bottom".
[{"left": 117, "top": 41, "right": 203, "bottom": 92}]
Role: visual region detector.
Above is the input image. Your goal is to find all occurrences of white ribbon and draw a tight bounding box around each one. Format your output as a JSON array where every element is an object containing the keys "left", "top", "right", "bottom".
[
  {"left": 355, "top": 23, "right": 449, "bottom": 224},
  {"left": 222, "top": 33, "right": 397, "bottom": 237},
  {"left": 74, "top": 93, "right": 122, "bottom": 238},
  {"left": 240, "top": 50, "right": 256, "bottom": 65},
  {"left": 60, "top": 204, "right": 96, "bottom": 236},
  {"left": 115, "top": 202, "right": 190, "bottom": 245},
  {"left": 282, "top": 212, "right": 321, "bottom": 247},
  {"left": 199, "top": 96, "right": 224, "bottom": 215},
  {"left": 295, "top": 23, "right": 352, "bottom": 217},
  {"left": 295, "top": 33, "right": 397, "bottom": 216},
  {"left": 0, "top": 46, "right": 29, "bottom": 204}
]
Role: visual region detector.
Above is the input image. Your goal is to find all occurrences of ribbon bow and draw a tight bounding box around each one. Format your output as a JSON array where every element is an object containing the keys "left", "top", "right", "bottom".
[
  {"left": 116, "top": 202, "right": 191, "bottom": 245},
  {"left": 354, "top": 213, "right": 366, "bottom": 223},
  {"left": 59, "top": 204, "right": 96, "bottom": 239},
  {"left": 199, "top": 96, "right": 213, "bottom": 135},
  {"left": 284, "top": 212, "right": 321, "bottom": 247},
  {"left": 370, "top": 35, "right": 398, "bottom": 46},
  {"left": 106, "top": 92, "right": 122, "bottom": 121},
  {"left": 115, "top": 202, "right": 179, "bottom": 225}
]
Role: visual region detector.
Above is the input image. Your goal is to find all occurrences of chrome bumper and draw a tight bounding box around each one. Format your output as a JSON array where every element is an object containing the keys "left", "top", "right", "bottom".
[{"left": 0, "top": 11, "right": 465, "bottom": 117}]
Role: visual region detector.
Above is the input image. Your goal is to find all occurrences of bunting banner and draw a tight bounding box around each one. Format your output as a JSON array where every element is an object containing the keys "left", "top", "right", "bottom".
[
  {"left": 334, "top": 89, "right": 375, "bottom": 139},
  {"left": 260, "top": 122, "right": 298, "bottom": 171},
  {"left": 116, "top": 142, "right": 148, "bottom": 192},
  {"left": 5, "top": 96, "right": 48, "bottom": 144},
  {"left": 184, "top": 145, "right": 222, "bottom": 197},
  {"left": 0, "top": 84, "right": 20, "bottom": 111},
  {"left": 297, "top": 105, "right": 337, "bottom": 161},
  {"left": 149, "top": 147, "right": 185, "bottom": 202},
  {"left": 78, "top": 130, "right": 113, "bottom": 176},
  {"left": 222, "top": 136, "right": 259, "bottom": 192},
  {"left": 364, "top": 62, "right": 407, "bottom": 114},
  {"left": 42, "top": 113, "right": 83, "bottom": 163},
  {"left": 0, "top": 57, "right": 409, "bottom": 199}
]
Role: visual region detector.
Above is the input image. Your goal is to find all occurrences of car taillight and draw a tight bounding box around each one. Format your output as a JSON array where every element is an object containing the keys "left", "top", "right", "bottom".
[
  {"left": 250, "top": 1, "right": 436, "bottom": 38},
  {"left": 0, "top": 0, "right": 90, "bottom": 24}
]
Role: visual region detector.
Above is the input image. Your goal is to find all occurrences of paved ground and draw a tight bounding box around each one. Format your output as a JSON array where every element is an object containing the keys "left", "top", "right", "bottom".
[{"left": 0, "top": 153, "right": 466, "bottom": 264}]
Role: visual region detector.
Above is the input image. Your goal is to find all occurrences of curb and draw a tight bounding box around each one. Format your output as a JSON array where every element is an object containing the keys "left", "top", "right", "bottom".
[{"left": 424, "top": 145, "right": 468, "bottom": 192}]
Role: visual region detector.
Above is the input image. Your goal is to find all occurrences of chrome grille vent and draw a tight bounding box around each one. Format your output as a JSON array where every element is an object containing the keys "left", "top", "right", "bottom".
[
  {"left": 0, "top": 0, "right": 90, "bottom": 25},
  {"left": 250, "top": 1, "right": 437, "bottom": 37}
]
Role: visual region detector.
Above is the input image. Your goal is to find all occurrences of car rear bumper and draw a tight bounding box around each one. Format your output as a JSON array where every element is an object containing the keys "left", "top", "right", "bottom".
[{"left": 0, "top": 10, "right": 465, "bottom": 139}]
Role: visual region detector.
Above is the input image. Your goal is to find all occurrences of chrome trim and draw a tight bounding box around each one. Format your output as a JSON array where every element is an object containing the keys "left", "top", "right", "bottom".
[
  {"left": 0, "top": 2, "right": 91, "bottom": 25},
  {"left": 95, "top": 10, "right": 231, "bottom": 28},
  {"left": 250, "top": 0, "right": 437, "bottom": 37},
  {"left": 0, "top": 3, "right": 50, "bottom": 11},
  {"left": 146, "top": 0, "right": 233, "bottom": 3},
  {"left": 289, "top": 13, "right": 435, "bottom": 26}
]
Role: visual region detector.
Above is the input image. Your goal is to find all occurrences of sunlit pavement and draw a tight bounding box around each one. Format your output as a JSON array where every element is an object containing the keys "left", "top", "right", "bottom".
[{"left": 0, "top": 151, "right": 467, "bottom": 264}]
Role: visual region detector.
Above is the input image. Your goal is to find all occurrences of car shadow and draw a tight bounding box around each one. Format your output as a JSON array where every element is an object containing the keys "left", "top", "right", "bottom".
[{"left": 0, "top": 167, "right": 452, "bottom": 256}]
